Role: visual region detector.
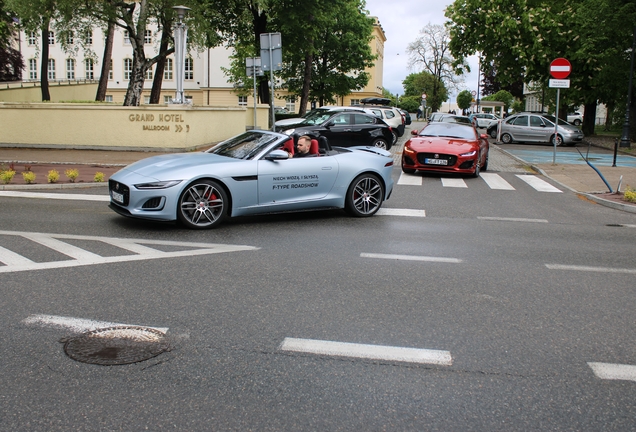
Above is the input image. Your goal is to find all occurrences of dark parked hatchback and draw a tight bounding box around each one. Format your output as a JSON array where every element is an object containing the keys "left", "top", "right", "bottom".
[{"left": 277, "top": 111, "right": 395, "bottom": 150}]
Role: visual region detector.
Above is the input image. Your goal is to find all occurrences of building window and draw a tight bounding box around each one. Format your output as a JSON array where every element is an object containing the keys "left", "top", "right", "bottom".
[
  {"left": 285, "top": 97, "right": 296, "bottom": 112},
  {"left": 351, "top": 99, "right": 360, "bottom": 106},
  {"left": 238, "top": 96, "right": 247, "bottom": 106},
  {"left": 84, "top": 30, "right": 92, "bottom": 45},
  {"left": 29, "top": 59, "right": 37, "bottom": 79},
  {"left": 123, "top": 30, "right": 130, "bottom": 45},
  {"left": 48, "top": 59, "right": 56, "bottom": 80},
  {"left": 144, "top": 29, "right": 152, "bottom": 44},
  {"left": 144, "top": 95, "right": 150, "bottom": 104},
  {"left": 28, "top": 32, "right": 37, "bottom": 45},
  {"left": 145, "top": 66, "right": 153, "bottom": 80},
  {"left": 124, "top": 58, "right": 132, "bottom": 80},
  {"left": 66, "top": 59, "right": 75, "bottom": 79},
  {"left": 85, "top": 58, "right": 94, "bottom": 79},
  {"left": 48, "top": 31, "right": 55, "bottom": 45},
  {"left": 108, "top": 59, "right": 113, "bottom": 79},
  {"left": 164, "top": 95, "right": 173, "bottom": 104},
  {"left": 164, "top": 58, "right": 173, "bottom": 80},
  {"left": 66, "top": 32, "right": 74, "bottom": 45},
  {"left": 184, "top": 57, "right": 193, "bottom": 80},
  {"left": 105, "top": 95, "right": 113, "bottom": 102}
]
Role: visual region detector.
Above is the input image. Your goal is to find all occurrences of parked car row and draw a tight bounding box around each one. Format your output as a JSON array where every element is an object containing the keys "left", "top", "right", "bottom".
[{"left": 486, "top": 112, "right": 584, "bottom": 146}]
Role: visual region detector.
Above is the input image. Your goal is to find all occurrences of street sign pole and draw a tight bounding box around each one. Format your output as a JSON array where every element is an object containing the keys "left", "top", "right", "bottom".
[
  {"left": 548, "top": 58, "right": 572, "bottom": 164},
  {"left": 553, "top": 89, "right": 560, "bottom": 164}
]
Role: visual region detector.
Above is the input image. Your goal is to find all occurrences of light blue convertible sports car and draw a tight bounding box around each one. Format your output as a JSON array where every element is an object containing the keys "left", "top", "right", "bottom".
[{"left": 108, "top": 130, "right": 394, "bottom": 229}]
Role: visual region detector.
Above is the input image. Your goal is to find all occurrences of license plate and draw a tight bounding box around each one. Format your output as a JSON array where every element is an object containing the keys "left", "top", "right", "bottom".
[
  {"left": 111, "top": 191, "right": 124, "bottom": 204},
  {"left": 425, "top": 158, "right": 448, "bottom": 166}
]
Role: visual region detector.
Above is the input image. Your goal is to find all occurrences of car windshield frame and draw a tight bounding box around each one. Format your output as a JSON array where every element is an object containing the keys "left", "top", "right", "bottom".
[
  {"left": 418, "top": 123, "right": 477, "bottom": 140},
  {"left": 206, "top": 131, "right": 281, "bottom": 160}
]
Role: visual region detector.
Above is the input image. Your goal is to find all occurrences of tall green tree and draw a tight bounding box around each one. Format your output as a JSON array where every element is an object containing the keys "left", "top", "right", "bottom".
[
  {"left": 456, "top": 89, "right": 472, "bottom": 111},
  {"left": 0, "top": 0, "right": 23, "bottom": 81},
  {"left": 402, "top": 71, "right": 448, "bottom": 112}
]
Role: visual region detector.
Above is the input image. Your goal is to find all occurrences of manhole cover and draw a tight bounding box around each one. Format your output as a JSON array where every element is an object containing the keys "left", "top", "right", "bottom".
[{"left": 62, "top": 326, "right": 170, "bottom": 365}]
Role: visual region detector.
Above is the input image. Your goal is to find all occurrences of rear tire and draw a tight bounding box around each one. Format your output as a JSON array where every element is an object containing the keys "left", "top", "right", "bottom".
[
  {"left": 489, "top": 128, "right": 497, "bottom": 139},
  {"left": 390, "top": 130, "right": 398, "bottom": 146},
  {"left": 345, "top": 173, "right": 384, "bottom": 217},
  {"left": 372, "top": 138, "right": 389, "bottom": 150},
  {"left": 573, "top": 119, "right": 581, "bottom": 126}
]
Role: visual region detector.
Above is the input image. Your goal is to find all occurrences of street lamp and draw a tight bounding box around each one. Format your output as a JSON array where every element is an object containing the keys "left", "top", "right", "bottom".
[
  {"left": 172, "top": 5, "right": 191, "bottom": 104},
  {"left": 619, "top": 26, "right": 636, "bottom": 148}
]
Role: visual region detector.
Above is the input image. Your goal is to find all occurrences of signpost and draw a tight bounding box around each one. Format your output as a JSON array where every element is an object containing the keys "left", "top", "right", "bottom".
[
  {"left": 246, "top": 57, "right": 263, "bottom": 129},
  {"left": 549, "top": 58, "right": 571, "bottom": 163},
  {"left": 260, "top": 33, "right": 282, "bottom": 130}
]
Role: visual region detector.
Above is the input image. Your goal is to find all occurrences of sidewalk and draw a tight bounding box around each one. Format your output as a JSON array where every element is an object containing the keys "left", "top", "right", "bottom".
[{"left": 1, "top": 136, "right": 636, "bottom": 213}]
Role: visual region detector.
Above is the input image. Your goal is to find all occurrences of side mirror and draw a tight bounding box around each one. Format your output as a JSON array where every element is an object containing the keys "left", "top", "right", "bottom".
[
  {"left": 411, "top": 129, "right": 419, "bottom": 136},
  {"left": 325, "top": 121, "right": 334, "bottom": 128},
  {"left": 480, "top": 134, "right": 489, "bottom": 139},
  {"left": 265, "top": 149, "right": 290, "bottom": 161}
]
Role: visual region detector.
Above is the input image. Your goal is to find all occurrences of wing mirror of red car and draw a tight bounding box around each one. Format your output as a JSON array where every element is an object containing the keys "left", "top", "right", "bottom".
[
  {"left": 480, "top": 134, "right": 489, "bottom": 139},
  {"left": 411, "top": 129, "right": 419, "bottom": 136}
]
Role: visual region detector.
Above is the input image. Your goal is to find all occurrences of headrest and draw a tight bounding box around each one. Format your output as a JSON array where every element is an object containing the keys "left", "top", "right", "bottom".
[{"left": 309, "top": 139, "right": 319, "bottom": 155}]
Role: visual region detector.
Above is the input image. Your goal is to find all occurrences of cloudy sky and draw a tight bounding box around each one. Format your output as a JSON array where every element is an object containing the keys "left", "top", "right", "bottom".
[{"left": 365, "top": 0, "right": 479, "bottom": 105}]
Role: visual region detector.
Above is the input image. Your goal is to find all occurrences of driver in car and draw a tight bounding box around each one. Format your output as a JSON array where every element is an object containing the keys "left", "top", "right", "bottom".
[{"left": 293, "top": 135, "right": 313, "bottom": 158}]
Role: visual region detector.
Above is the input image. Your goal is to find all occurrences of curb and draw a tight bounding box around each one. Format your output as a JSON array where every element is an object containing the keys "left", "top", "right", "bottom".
[{"left": 0, "top": 182, "right": 107, "bottom": 191}]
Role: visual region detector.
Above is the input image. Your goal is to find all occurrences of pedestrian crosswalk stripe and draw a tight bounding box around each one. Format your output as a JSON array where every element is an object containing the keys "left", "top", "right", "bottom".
[
  {"left": 480, "top": 173, "right": 515, "bottom": 190},
  {"left": 361, "top": 253, "right": 461, "bottom": 263},
  {"left": 0, "top": 191, "right": 109, "bottom": 201},
  {"left": 441, "top": 178, "right": 467, "bottom": 188},
  {"left": 376, "top": 208, "right": 426, "bottom": 217},
  {"left": 545, "top": 264, "right": 636, "bottom": 274},
  {"left": 515, "top": 175, "right": 562, "bottom": 192},
  {"left": 397, "top": 172, "right": 422, "bottom": 185},
  {"left": 23, "top": 314, "right": 169, "bottom": 334},
  {"left": 588, "top": 362, "right": 636, "bottom": 382},
  {"left": 280, "top": 337, "right": 453, "bottom": 365}
]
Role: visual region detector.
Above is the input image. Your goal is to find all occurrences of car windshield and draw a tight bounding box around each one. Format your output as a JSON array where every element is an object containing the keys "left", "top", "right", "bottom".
[
  {"left": 419, "top": 123, "right": 476, "bottom": 139},
  {"left": 542, "top": 115, "right": 571, "bottom": 126},
  {"left": 206, "top": 131, "right": 279, "bottom": 159},
  {"left": 298, "top": 109, "right": 334, "bottom": 125}
]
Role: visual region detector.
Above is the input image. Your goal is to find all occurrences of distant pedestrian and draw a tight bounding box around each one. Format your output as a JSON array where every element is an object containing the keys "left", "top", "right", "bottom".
[{"left": 417, "top": 105, "right": 423, "bottom": 120}]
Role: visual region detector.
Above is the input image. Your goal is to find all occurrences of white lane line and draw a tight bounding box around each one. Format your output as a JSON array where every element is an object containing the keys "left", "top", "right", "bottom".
[
  {"left": 280, "top": 337, "right": 453, "bottom": 366},
  {"left": 376, "top": 208, "right": 426, "bottom": 217},
  {"left": 0, "top": 245, "right": 35, "bottom": 265},
  {"left": 588, "top": 362, "right": 636, "bottom": 382},
  {"left": 20, "top": 232, "right": 103, "bottom": 261},
  {"left": 478, "top": 216, "right": 549, "bottom": 223},
  {"left": 515, "top": 175, "right": 562, "bottom": 193},
  {"left": 480, "top": 173, "right": 515, "bottom": 190},
  {"left": 545, "top": 264, "right": 636, "bottom": 274},
  {"left": 441, "top": 178, "right": 467, "bottom": 188},
  {"left": 361, "top": 253, "right": 461, "bottom": 263},
  {"left": 0, "top": 191, "right": 109, "bottom": 201},
  {"left": 397, "top": 172, "right": 422, "bottom": 185},
  {"left": 22, "top": 314, "right": 169, "bottom": 334}
]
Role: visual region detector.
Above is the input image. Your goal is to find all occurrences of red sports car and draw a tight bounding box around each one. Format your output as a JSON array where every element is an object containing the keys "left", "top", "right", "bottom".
[{"left": 401, "top": 122, "right": 489, "bottom": 177}]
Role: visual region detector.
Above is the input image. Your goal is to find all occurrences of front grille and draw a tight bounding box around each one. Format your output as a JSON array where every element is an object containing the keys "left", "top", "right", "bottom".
[
  {"left": 142, "top": 197, "right": 162, "bottom": 209},
  {"left": 109, "top": 179, "right": 130, "bottom": 206},
  {"left": 416, "top": 153, "right": 457, "bottom": 166}
]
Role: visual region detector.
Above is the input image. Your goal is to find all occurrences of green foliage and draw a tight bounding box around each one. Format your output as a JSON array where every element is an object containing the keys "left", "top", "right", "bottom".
[
  {"left": 47, "top": 169, "right": 59, "bottom": 183},
  {"left": 64, "top": 167, "right": 78, "bottom": 182},
  {"left": 22, "top": 171, "right": 36, "bottom": 184},
  {"left": 93, "top": 172, "right": 104, "bottom": 182},
  {"left": 482, "top": 90, "right": 513, "bottom": 111},
  {"left": 402, "top": 71, "right": 448, "bottom": 112},
  {"left": 399, "top": 96, "right": 420, "bottom": 113},
  {"left": 456, "top": 90, "right": 472, "bottom": 110},
  {"left": 624, "top": 187, "right": 636, "bottom": 203},
  {"left": 0, "top": 169, "right": 15, "bottom": 184}
]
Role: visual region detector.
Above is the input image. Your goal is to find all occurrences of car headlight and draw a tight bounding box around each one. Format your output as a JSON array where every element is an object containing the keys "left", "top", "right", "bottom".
[
  {"left": 283, "top": 129, "right": 294, "bottom": 135},
  {"left": 460, "top": 150, "right": 477, "bottom": 157},
  {"left": 134, "top": 180, "right": 182, "bottom": 190}
]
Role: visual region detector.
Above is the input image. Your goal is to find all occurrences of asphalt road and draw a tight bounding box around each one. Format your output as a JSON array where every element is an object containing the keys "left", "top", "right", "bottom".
[{"left": 1, "top": 134, "right": 636, "bottom": 431}]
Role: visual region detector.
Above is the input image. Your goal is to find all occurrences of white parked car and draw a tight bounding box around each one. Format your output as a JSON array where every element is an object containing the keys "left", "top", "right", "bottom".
[
  {"left": 567, "top": 112, "right": 583, "bottom": 126},
  {"left": 470, "top": 113, "right": 500, "bottom": 129}
]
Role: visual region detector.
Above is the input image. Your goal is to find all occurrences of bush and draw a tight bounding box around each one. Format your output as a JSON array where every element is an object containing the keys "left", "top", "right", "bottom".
[
  {"left": 94, "top": 172, "right": 105, "bottom": 182},
  {"left": 22, "top": 171, "right": 36, "bottom": 184},
  {"left": 48, "top": 169, "right": 60, "bottom": 183},
  {"left": 65, "top": 168, "right": 79, "bottom": 182},
  {"left": 0, "top": 169, "right": 16, "bottom": 184},
  {"left": 624, "top": 186, "right": 636, "bottom": 203}
]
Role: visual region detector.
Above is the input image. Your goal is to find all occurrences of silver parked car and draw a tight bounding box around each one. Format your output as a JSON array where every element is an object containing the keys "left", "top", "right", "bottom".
[{"left": 496, "top": 113, "right": 584, "bottom": 146}]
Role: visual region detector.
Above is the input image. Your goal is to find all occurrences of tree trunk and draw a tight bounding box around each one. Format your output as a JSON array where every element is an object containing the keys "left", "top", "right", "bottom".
[
  {"left": 603, "top": 102, "right": 614, "bottom": 131},
  {"left": 582, "top": 102, "right": 596, "bottom": 136},
  {"left": 40, "top": 21, "right": 51, "bottom": 101},
  {"left": 150, "top": 33, "right": 170, "bottom": 104},
  {"left": 298, "top": 51, "right": 313, "bottom": 116},
  {"left": 123, "top": 53, "right": 146, "bottom": 106},
  {"left": 96, "top": 21, "right": 115, "bottom": 101}
]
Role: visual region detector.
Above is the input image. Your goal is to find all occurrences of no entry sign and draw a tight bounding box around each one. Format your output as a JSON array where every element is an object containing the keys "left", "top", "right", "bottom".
[{"left": 550, "top": 58, "right": 571, "bottom": 79}]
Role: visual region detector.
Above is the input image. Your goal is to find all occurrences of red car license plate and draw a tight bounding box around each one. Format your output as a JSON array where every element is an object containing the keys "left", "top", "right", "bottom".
[{"left": 425, "top": 158, "right": 447, "bottom": 165}]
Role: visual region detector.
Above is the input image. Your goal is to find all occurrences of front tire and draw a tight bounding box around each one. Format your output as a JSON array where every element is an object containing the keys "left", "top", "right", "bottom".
[
  {"left": 489, "top": 128, "right": 497, "bottom": 139},
  {"left": 345, "top": 173, "right": 384, "bottom": 217},
  {"left": 401, "top": 158, "right": 416, "bottom": 174},
  {"left": 177, "top": 179, "right": 228, "bottom": 229},
  {"left": 390, "top": 130, "right": 398, "bottom": 146},
  {"left": 573, "top": 119, "right": 581, "bottom": 126},
  {"left": 551, "top": 134, "right": 564, "bottom": 146},
  {"left": 501, "top": 133, "right": 513, "bottom": 144}
]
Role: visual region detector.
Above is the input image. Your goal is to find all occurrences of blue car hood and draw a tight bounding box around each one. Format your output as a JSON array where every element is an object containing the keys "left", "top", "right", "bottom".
[{"left": 122, "top": 152, "right": 236, "bottom": 178}]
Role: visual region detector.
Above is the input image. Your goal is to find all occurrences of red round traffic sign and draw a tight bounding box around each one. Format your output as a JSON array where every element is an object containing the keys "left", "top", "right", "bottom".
[{"left": 550, "top": 58, "right": 571, "bottom": 79}]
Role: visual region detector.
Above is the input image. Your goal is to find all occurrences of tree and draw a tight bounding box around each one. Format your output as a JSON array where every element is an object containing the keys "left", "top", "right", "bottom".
[
  {"left": 406, "top": 23, "right": 466, "bottom": 112},
  {"left": 482, "top": 89, "right": 513, "bottom": 113},
  {"left": 456, "top": 90, "right": 472, "bottom": 111},
  {"left": 0, "top": 0, "right": 23, "bottom": 81},
  {"left": 402, "top": 71, "right": 448, "bottom": 112}
]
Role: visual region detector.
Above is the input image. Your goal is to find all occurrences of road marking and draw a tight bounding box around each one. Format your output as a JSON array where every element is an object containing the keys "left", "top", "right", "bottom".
[
  {"left": 22, "top": 314, "right": 169, "bottom": 334},
  {"left": 361, "top": 253, "right": 461, "bottom": 263},
  {"left": 0, "top": 191, "right": 109, "bottom": 201},
  {"left": 280, "top": 337, "right": 453, "bottom": 365},
  {"left": 376, "top": 208, "right": 426, "bottom": 217},
  {"left": 480, "top": 173, "right": 515, "bottom": 190},
  {"left": 588, "top": 362, "right": 636, "bottom": 382},
  {"left": 545, "top": 264, "right": 636, "bottom": 274},
  {"left": 515, "top": 175, "right": 562, "bottom": 193},
  {"left": 441, "top": 178, "right": 467, "bottom": 188},
  {"left": 478, "top": 216, "right": 549, "bottom": 223},
  {"left": 397, "top": 172, "right": 422, "bottom": 185},
  {"left": 0, "top": 230, "right": 259, "bottom": 273}
]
